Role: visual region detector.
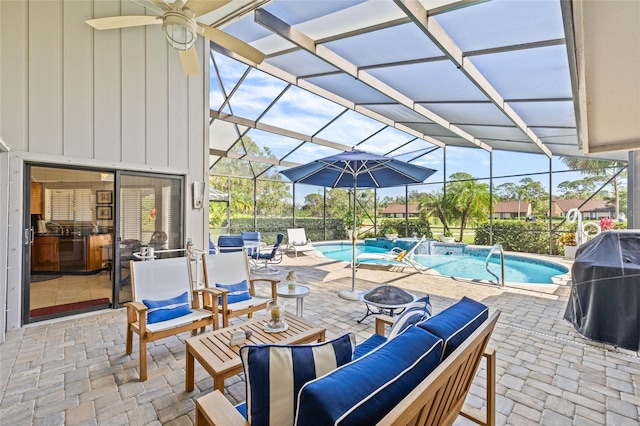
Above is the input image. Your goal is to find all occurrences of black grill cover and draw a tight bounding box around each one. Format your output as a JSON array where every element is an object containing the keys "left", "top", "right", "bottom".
[{"left": 563, "top": 231, "right": 640, "bottom": 351}]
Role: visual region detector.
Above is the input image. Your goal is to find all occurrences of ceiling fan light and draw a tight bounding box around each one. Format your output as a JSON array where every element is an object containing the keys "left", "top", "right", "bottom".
[{"left": 163, "top": 12, "right": 197, "bottom": 51}]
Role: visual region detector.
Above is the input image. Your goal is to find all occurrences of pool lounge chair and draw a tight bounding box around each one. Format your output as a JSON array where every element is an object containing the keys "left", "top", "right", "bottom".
[
  {"left": 286, "top": 228, "right": 315, "bottom": 257},
  {"left": 356, "top": 235, "right": 427, "bottom": 273}
]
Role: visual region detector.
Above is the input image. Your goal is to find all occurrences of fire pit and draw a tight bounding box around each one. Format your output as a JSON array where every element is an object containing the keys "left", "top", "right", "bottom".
[{"left": 357, "top": 285, "right": 417, "bottom": 323}]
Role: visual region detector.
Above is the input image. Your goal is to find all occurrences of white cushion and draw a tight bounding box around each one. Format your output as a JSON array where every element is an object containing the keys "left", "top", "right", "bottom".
[{"left": 145, "top": 308, "right": 211, "bottom": 333}]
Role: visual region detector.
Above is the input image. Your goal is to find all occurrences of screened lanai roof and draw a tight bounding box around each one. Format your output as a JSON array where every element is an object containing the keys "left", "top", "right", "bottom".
[{"left": 206, "top": 0, "right": 639, "bottom": 178}]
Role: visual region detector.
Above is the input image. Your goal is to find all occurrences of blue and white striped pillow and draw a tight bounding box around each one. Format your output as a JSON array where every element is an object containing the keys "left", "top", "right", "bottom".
[
  {"left": 240, "top": 333, "right": 356, "bottom": 426},
  {"left": 387, "top": 295, "right": 432, "bottom": 339}
]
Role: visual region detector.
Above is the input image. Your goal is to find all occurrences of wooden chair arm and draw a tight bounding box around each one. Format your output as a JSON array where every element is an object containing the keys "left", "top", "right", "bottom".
[
  {"left": 249, "top": 277, "right": 280, "bottom": 300},
  {"left": 197, "top": 287, "right": 225, "bottom": 296},
  {"left": 374, "top": 314, "right": 395, "bottom": 336},
  {"left": 125, "top": 301, "right": 148, "bottom": 313},
  {"left": 193, "top": 288, "right": 223, "bottom": 312},
  {"left": 124, "top": 301, "right": 148, "bottom": 333},
  {"left": 196, "top": 391, "right": 248, "bottom": 426}
]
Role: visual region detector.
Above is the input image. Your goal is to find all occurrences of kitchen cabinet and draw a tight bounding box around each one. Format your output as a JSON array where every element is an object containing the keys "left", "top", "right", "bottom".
[
  {"left": 58, "top": 236, "right": 86, "bottom": 271},
  {"left": 32, "top": 234, "right": 113, "bottom": 273},
  {"left": 87, "top": 234, "right": 112, "bottom": 272},
  {"left": 31, "top": 236, "right": 59, "bottom": 272},
  {"left": 31, "top": 182, "right": 42, "bottom": 215}
]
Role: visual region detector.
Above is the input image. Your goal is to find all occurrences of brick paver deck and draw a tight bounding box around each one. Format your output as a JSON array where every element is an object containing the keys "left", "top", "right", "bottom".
[{"left": 1, "top": 251, "right": 638, "bottom": 425}]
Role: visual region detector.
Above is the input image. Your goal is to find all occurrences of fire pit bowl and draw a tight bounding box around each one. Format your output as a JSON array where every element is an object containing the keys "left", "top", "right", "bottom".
[{"left": 357, "top": 285, "right": 417, "bottom": 323}]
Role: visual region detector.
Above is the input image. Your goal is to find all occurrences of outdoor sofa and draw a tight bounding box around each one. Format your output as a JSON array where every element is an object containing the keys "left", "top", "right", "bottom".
[{"left": 195, "top": 296, "right": 499, "bottom": 426}]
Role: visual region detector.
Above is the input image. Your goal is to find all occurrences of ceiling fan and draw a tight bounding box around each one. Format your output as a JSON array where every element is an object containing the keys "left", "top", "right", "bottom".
[{"left": 86, "top": 0, "right": 266, "bottom": 75}]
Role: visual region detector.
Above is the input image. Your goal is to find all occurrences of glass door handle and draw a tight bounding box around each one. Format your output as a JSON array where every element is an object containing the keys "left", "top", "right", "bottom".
[{"left": 25, "top": 228, "right": 34, "bottom": 245}]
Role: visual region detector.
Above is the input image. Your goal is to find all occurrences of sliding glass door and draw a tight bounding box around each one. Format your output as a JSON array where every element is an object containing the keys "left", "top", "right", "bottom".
[
  {"left": 26, "top": 165, "right": 115, "bottom": 323},
  {"left": 24, "top": 165, "right": 184, "bottom": 322},
  {"left": 114, "top": 172, "right": 183, "bottom": 306}
]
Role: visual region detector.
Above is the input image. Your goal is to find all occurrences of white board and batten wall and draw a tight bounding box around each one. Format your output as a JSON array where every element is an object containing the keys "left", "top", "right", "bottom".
[{"left": 0, "top": 0, "right": 211, "bottom": 332}]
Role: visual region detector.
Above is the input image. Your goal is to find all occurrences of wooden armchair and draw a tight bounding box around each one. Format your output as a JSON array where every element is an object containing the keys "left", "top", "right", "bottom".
[
  {"left": 126, "top": 257, "right": 216, "bottom": 381},
  {"left": 201, "top": 251, "right": 279, "bottom": 329}
]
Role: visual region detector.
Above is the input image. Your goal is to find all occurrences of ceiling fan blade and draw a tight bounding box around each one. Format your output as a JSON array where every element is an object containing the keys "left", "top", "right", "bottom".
[
  {"left": 179, "top": 47, "right": 200, "bottom": 75},
  {"left": 184, "top": 0, "right": 232, "bottom": 18},
  {"left": 86, "top": 15, "right": 161, "bottom": 30},
  {"left": 197, "top": 24, "right": 264, "bottom": 64}
]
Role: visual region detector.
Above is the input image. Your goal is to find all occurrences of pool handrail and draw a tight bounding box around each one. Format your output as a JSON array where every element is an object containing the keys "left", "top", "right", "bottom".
[{"left": 485, "top": 244, "right": 505, "bottom": 287}]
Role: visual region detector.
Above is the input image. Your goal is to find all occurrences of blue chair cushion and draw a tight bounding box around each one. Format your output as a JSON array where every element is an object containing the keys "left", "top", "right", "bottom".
[
  {"left": 296, "top": 326, "right": 443, "bottom": 426},
  {"left": 235, "top": 402, "right": 247, "bottom": 419},
  {"left": 218, "top": 235, "right": 244, "bottom": 253},
  {"left": 215, "top": 279, "right": 251, "bottom": 304},
  {"left": 387, "top": 295, "right": 432, "bottom": 339},
  {"left": 142, "top": 291, "right": 191, "bottom": 324},
  {"left": 240, "top": 333, "right": 356, "bottom": 426},
  {"left": 417, "top": 296, "right": 489, "bottom": 359},
  {"left": 353, "top": 333, "right": 387, "bottom": 360}
]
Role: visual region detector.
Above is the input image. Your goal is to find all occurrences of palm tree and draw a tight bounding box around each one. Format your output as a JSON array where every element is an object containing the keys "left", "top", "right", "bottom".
[
  {"left": 560, "top": 157, "right": 626, "bottom": 218},
  {"left": 418, "top": 192, "right": 451, "bottom": 232},
  {"left": 447, "top": 173, "right": 492, "bottom": 241}
]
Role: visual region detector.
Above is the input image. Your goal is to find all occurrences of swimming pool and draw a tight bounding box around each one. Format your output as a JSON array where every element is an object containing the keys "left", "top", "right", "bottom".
[{"left": 314, "top": 242, "right": 568, "bottom": 284}]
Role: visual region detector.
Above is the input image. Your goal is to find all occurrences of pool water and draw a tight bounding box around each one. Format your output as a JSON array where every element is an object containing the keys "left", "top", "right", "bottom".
[{"left": 315, "top": 243, "right": 567, "bottom": 284}]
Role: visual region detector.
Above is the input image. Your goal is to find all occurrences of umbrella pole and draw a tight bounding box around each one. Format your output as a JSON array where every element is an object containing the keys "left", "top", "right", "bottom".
[{"left": 339, "top": 175, "right": 362, "bottom": 301}]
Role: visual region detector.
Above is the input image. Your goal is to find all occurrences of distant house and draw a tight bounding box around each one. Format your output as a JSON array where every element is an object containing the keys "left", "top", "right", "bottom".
[
  {"left": 551, "top": 199, "right": 613, "bottom": 219},
  {"left": 380, "top": 203, "right": 420, "bottom": 218},
  {"left": 492, "top": 201, "right": 532, "bottom": 219}
]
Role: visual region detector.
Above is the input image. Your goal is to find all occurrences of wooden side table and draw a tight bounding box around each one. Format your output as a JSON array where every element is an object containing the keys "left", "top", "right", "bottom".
[{"left": 186, "top": 314, "right": 325, "bottom": 392}]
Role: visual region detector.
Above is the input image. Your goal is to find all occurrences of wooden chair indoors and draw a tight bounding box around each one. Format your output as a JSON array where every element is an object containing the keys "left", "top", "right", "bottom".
[
  {"left": 202, "top": 251, "right": 279, "bottom": 329},
  {"left": 126, "top": 256, "right": 216, "bottom": 381}
]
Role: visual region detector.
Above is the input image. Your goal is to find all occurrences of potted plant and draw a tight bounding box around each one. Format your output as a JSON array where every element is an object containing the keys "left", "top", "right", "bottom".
[
  {"left": 383, "top": 226, "right": 398, "bottom": 239},
  {"left": 439, "top": 230, "right": 455, "bottom": 243},
  {"left": 559, "top": 232, "right": 577, "bottom": 259}
]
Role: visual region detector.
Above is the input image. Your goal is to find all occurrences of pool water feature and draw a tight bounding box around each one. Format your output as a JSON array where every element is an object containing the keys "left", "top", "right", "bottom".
[{"left": 314, "top": 241, "right": 568, "bottom": 284}]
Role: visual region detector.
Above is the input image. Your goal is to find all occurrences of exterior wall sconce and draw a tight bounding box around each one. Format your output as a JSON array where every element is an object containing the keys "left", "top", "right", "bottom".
[{"left": 193, "top": 181, "right": 204, "bottom": 209}]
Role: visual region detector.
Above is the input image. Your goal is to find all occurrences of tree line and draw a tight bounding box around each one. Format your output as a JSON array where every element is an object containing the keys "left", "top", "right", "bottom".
[{"left": 208, "top": 136, "right": 627, "bottom": 238}]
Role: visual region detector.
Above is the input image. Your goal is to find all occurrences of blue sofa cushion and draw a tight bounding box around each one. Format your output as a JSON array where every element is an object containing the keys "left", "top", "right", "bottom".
[
  {"left": 142, "top": 291, "right": 191, "bottom": 324},
  {"left": 387, "top": 295, "right": 432, "bottom": 339},
  {"left": 215, "top": 279, "right": 251, "bottom": 304},
  {"left": 353, "top": 333, "right": 387, "bottom": 360},
  {"left": 417, "top": 296, "right": 488, "bottom": 359},
  {"left": 240, "top": 333, "right": 356, "bottom": 426},
  {"left": 296, "top": 326, "right": 443, "bottom": 426}
]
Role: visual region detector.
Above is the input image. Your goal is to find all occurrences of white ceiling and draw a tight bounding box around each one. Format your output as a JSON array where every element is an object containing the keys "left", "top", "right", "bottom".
[{"left": 567, "top": 0, "right": 640, "bottom": 156}]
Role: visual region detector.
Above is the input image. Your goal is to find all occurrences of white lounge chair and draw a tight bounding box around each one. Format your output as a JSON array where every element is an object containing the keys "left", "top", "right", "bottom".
[
  {"left": 356, "top": 235, "right": 427, "bottom": 273},
  {"left": 286, "top": 228, "right": 316, "bottom": 257}
]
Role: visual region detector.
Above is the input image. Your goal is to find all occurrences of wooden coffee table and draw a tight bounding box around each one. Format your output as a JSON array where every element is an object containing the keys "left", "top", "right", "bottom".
[{"left": 185, "top": 314, "right": 326, "bottom": 392}]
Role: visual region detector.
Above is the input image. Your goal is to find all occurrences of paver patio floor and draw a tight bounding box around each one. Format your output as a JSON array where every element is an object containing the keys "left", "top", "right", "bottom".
[{"left": 1, "top": 251, "right": 638, "bottom": 425}]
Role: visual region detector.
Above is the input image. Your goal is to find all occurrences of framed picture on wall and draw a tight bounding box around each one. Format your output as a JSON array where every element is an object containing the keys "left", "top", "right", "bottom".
[
  {"left": 96, "top": 206, "right": 112, "bottom": 220},
  {"left": 96, "top": 190, "right": 112, "bottom": 204}
]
